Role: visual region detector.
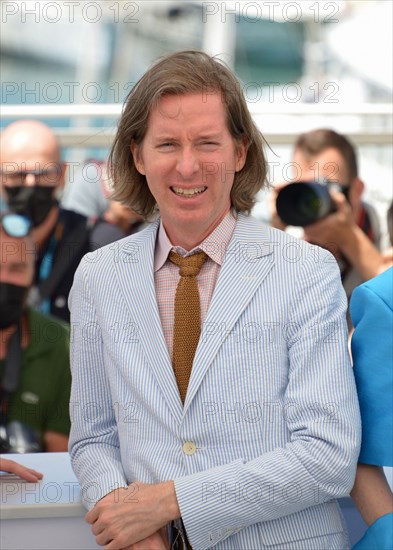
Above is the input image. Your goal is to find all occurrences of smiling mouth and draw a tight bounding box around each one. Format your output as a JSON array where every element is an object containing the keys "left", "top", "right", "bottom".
[{"left": 171, "top": 186, "right": 207, "bottom": 197}]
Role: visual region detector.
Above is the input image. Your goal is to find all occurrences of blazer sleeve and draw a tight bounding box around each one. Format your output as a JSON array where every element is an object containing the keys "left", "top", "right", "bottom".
[
  {"left": 350, "top": 281, "right": 393, "bottom": 467},
  {"left": 175, "top": 248, "right": 361, "bottom": 549},
  {"left": 68, "top": 256, "right": 128, "bottom": 509}
]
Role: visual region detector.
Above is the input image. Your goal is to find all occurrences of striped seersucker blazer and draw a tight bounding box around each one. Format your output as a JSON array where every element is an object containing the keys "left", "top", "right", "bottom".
[{"left": 69, "top": 213, "right": 361, "bottom": 549}]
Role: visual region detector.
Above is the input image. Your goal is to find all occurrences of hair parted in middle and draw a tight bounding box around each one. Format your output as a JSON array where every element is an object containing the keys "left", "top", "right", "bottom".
[{"left": 109, "top": 50, "right": 268, "bottom": 218}]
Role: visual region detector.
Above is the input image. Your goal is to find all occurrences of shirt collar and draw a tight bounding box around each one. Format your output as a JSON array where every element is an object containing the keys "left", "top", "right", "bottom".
[{"left": 154, "top": 210, "right": 237, "bottom": 272}]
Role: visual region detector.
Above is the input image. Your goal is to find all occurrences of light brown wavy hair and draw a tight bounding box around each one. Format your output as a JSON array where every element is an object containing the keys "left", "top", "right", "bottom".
[{"left": 109, "top": 50, "right": 268, "bottom": 218}]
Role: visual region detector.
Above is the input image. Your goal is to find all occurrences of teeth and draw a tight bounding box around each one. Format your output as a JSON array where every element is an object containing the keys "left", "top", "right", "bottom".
[{"left": 172, "top": 186, "right": 206, "bottom": 196}]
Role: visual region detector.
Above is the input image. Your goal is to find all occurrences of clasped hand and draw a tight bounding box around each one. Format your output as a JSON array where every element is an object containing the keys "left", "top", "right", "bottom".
[{"left": 86, "top": 481, "right": 178, "bottom": 549}]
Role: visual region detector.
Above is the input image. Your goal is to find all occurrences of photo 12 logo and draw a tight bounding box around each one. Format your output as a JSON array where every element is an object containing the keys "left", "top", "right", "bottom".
[
  {"left": 202, "top": 2, "right": 340, "bottom": 24},
  {"left": 2, "top": 81, "right": 137, "bottom": 104},
  {"left": 1, "top": 2, "right": 140, "bottom": 24}
]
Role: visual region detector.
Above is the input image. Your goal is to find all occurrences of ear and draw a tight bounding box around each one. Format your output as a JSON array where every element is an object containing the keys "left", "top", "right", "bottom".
[
  {"left": 235, "top": 136, "right": 248, "bottom": 172},
  {"left": 347, "top": 177, "right": 364, "bottom": 221},
  {"left": 57, "top": 162, "right": 67, "bottom": 190},
  {"left": 53, "top": 162, "right": 67, "bottom": 199},
  {"left": 130, "top": 140, "right": 145, "bottom": 175},
  {"left": 350, "top": 177, "right": 364, "bottom": 203}
]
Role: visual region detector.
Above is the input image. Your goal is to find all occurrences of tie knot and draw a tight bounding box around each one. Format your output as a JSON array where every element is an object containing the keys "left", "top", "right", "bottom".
[{"left": 168, "top": 250, "right": 207, "bottom": 277}]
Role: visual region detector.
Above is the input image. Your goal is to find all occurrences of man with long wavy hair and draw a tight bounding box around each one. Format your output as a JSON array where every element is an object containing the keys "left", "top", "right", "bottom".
[{"left": 69, "top": 51, "right": 360, "bottom": 549}]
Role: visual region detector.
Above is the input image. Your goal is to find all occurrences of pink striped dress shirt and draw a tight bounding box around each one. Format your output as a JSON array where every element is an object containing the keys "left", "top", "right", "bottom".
[{"left": 154, "top": 210, "right": 237, "bottom": 359}]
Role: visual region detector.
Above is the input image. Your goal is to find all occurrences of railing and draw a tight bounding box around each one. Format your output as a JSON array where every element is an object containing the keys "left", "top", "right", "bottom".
[{"left": 1, "top": 103, "right": 392, "bottom": 148}]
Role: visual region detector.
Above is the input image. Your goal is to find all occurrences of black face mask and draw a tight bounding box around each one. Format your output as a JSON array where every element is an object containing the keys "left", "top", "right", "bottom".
[
  {"left": 0, "top": 283, "right": 28, "bottom": 330},
  {"left": 4, "top": 186, "right": 57, "bottom": 227}
]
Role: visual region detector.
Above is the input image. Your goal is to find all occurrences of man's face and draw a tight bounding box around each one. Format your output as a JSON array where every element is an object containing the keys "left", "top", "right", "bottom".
[
  {"left": 0, "top": 132, "right": 64, "bottom": 227},
  {"left": 131, "top": 92, "right": 247, "bottom": 246},
  {"left": 0, "top": 231, "right": 35, "bottom": 289},
  {"left": 293, "top": 147, "right": 355, "bottom": 206},
  {"left": 0, "top": 139, "right": 63, "bottom": 191}
]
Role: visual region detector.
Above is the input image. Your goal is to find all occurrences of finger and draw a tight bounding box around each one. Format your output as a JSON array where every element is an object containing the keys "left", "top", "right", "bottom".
[
  {"left": 271, "top": 182, "right": 288, "bottom": 198},
  {"left": 20, "top": 471, "right": 42, "bottom": 482},
  {"left": 158, "top": 527, "right": 170, "bottom": 550},
  {"left": 92, "top": 521, "right": 106, "bottom": 536},
  {"left": 26, "top": 467, "right": 43, "bottom": 479},
  {"left": 103, "top": 531, "right": 163, "bottom": 550},
  {"left": 97, "top": 531, "right": 114, "bottom": 547},
  {"left": 105, "top": 538, "right": 127, "bottom": 550},
  {"left": 105, "top": 535, "right": 158, "bottom": 550},
  {"left": 24, "top": 468, "right": 44, "bottom": 480},
  {"left": 13, "top": 464, "right": 43, "bottom": 482},
  {"left": 275, "top": 181, "right": 290, "bottom": 191},
  {"left": 330, "top": 189, "right": 347, "bottom": 205},
  {"left": 123, "top": 537, "right": 166, "bottom": 550},
  {"left": 144, "top": 532, "right": 168, "bottom": 550},
  {"left": 128, "top": 543, "right": 165, "bottom": 549},
  {"left": 86, "top": 507, "right": 99, "bottom": 525}
]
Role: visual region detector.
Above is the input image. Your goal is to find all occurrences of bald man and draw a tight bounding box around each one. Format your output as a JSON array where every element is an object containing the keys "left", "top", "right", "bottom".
[
  {"left": 0, "top": 214, "right": 71, "bottom": 452},
  {"left": 0, "top": 120, "right": 93, "bottom": 322}
]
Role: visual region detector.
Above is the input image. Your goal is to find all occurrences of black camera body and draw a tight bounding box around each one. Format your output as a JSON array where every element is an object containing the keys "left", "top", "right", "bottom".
[{"left": 276, "top": 181, "right": 350, "bottom": 227}]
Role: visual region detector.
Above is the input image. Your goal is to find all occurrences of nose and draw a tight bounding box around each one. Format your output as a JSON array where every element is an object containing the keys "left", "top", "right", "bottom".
[
  {"left": 176, "top": 147, "right": 199, "bottom": 180},
  {"left": 24, "top": 173, "right": 37, "bottom": 186}
]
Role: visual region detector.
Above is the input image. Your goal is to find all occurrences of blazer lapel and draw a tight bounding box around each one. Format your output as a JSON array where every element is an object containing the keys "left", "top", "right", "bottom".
[
  {"left": 184, "top": 214, "right": 275, "bottom": 412},
  {"left": 115, "top": 221, "right": 183, "bottom": 424}
]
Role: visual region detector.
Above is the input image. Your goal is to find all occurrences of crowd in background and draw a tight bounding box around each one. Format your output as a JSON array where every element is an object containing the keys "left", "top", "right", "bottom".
[
  {"left": 0, "top": 112, "right": 392, "bottom": 548},
  {"left": 0, "top": 119, "right": 392, "bottom": 453}
]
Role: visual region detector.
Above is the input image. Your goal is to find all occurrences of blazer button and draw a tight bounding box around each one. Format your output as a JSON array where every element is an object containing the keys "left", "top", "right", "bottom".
[{"left": 182, "top": 441, "right": 196, "bottom": 455}]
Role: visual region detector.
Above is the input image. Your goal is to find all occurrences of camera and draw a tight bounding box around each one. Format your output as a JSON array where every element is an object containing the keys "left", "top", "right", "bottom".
[{"left": 276, "top": 181, "right": 350, "bottom": 227}]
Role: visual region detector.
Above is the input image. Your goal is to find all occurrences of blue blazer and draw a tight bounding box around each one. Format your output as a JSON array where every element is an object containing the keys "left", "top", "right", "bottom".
[
  {"left": 69, "top": 213, "right": 361, "bottom": 549},
  {"left": 350, "top": 267, "right": 393, "bottom": 466},
  {"left": 350, "top": 267, "right": 393, "bottom": 550}
]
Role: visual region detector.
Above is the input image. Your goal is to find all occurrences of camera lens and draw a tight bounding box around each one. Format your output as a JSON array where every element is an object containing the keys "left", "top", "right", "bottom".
[{"left": 276, "top": 182, "right": 335, "bottom": 227}]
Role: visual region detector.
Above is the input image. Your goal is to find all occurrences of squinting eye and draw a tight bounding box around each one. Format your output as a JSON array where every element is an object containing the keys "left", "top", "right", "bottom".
[{"left": 156, "top": 143, "right": 175, "bottom": 152}]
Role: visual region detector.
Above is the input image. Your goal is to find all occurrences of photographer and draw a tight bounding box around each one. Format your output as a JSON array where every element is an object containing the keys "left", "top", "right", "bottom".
[
  {"left": 271, "top": 129, "right": 381, "bottom": 297},
  {"left": 0, "top": 120, "right": 94, "bottom": 323},
  {"left": 0, "top": 212, "right": 71, "bottom": 453}
]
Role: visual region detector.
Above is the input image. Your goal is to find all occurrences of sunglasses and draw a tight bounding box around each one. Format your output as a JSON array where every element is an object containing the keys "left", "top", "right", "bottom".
[
  {"left": 0, "top": 213, "right": 32, "bottom": 238},
  {"left": 0, "top": 167, "right": 60, "bottom": 187}
]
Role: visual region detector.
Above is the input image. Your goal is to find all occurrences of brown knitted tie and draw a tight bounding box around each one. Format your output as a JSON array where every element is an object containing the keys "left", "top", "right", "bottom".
[{"left": 168, "top": 250, "right": 208, "bottom": 403}]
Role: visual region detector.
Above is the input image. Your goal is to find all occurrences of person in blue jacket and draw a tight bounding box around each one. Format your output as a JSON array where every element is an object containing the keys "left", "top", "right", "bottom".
[{"left": 350, "top": 266, "right": 393, "bottom": 549}]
